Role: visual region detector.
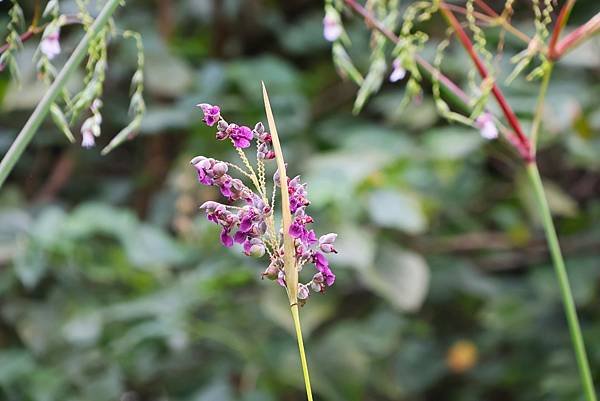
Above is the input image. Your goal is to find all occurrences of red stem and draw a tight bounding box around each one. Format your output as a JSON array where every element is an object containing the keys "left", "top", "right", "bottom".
[
  {"left": 439, "top": 4, "right": 533, "bottom": 162},
  {"left": 0, "top": 29, "right": 36, "bottom": 55},
  {"left": 474, "top": 0, "right": 499, "bottom": 18},
  {"left": 548, "top": 0, "right": 576, "bottom": 60},
  {"left": 552, "top": 12, "right": 600, "bottom": 60}
]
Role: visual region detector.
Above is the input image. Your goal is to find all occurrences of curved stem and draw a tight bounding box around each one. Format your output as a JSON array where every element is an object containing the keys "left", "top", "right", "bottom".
[
  {"left": 527, "top": 163, "right": 597, "bottom": 401},
  {"left": 0, "top": 0, "right": 123, "bottom": 189},
  {"left": 291, "top": 304, "right": 314, "bottom": 401}
]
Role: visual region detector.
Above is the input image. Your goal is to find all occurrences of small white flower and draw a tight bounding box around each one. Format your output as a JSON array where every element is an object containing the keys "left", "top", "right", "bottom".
[
  {"left": 475, "top": 113, "right": 499, "bottom": 140},
  {"left": 81, "top": 130, "right": 95, "bottom": 148},
  {"left": 323, "top": 12, "right": 342, "bottom": 42},
  {"left": 389, "top": 58, "right": 406, "bottom": 82},
  {"left": 40, "top": 25, "right": 61, "bottom": 60}
]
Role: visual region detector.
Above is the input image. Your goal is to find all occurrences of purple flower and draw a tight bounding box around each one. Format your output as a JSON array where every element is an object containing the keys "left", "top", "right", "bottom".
[
  {"left": 389, "top": 58, "right": 406, "bottom": 82},
  {"left": 41, "top": 25, "right": 61, "bottom": 60},
  {"left": 475, "top": 113, "right": 499, "bottom": 140},
  {"left": 288, "top": 176, "right": 310, "bottom": 213},
  {"left": 323, "top": 12, "right": 342, "bottom": 42},
  {"left": 277, "top": 270, "right": 286, "bottom": 287},
  {"left": 226, "top": 124, "right": 254, "bottom": 148},
  {"left": 192, "top": 101, "right": 338, "bottom": 302},
  {"left": 313, "top": 252, "right": 335, "bottom": 285},
  {"left": 319, "top": 233, "right": 338, "bottom": 253},
  {"left": 197, "top": 103, "right": 221, "bottom": 127},
  {"left": 220, "top": 229, "right": 234, "bottom": 247}
]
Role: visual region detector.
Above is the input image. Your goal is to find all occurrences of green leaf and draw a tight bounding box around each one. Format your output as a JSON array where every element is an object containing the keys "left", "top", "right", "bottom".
[
  {"left": 424, "top": 127, "right": 484, "bottom": 160},
  {"left": 368, "top": 189, "right": 427, "bottom": 234},
  {"left": 361, "top": 246, "right": 430, "bottom": 312}
]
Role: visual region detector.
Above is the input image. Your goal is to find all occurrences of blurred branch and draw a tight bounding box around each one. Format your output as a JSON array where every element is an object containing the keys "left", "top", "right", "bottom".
[
  {"left": 0, "top": 15, "right": 85, "bottom": 55},
  {"left": 551, "top": 12, "right": 600, "bottom": 60},
  {"left": 439, "top": 3, "right": 533, "bottom": 162},
  {"left": 0, "top": 2, "right": 123, "bottom": 188},
  {"left": 548, "top": 0, "right": 576, "bottom": 59},
  {"left": 443, "top": 3, "right": 532, "bottom": 44},
  {"left": 343, "top": 0, "right": 473, "bottom": 112},
  {"left": 34, "top": 150, "right": 75, "bottom": 202}
]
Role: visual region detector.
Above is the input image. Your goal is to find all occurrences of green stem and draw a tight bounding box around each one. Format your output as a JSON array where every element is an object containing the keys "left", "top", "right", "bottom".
[
  {"left": 0, "top": 0, "right": 123, "bottom": 189},
  {"left": 291, "top": 304, "right": 314, "bottom": 401},
  {"left": 526, "top": 163, "right": 597, "bottom": 401},
  {"left": 530, "top": 62, "right": 553, "bottom": 150}
]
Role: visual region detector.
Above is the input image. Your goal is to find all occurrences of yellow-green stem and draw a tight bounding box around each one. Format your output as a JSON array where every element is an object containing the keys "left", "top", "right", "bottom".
[
  {"left": 526, "top": 163, "right": 597, "bottom": 401},
  {"left": 530, "top": 62, "right": 553, "bottom": 150},
  {"left": 262, "top": 82, "right": 314, "bottom": 401},
  {"left": 291, "top": 304, "right": 314, "bottom": 401}
]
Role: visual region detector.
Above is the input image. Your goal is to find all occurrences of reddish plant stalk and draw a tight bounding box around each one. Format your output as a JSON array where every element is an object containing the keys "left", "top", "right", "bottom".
[
  {"left": 552, "top": 12, "right": 600, "bottom": 60},
  {"left": 0, "top": 29, "right": 36, "bottom": 55},
  {"left": 474, "top": 0, "right": 499, "bottom": 18},
  {"left": 548, "top": 0, "right": 576, "bottom": 59},
  {"left": 439, "top": 4, "right": 533, "bottom": 162}
]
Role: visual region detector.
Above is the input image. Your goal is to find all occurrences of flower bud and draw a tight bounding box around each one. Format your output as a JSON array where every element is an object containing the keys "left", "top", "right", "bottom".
[
  {"left": 217, "top": 120, "right": 229, "bottom": 132},
  {"left": 212, "top": 162, "right": 228, "bottom": 177},
  {"left": 190, "top": 156, "right": 206, "bottom": 166},
  {"left": 199, "top": 200, "right": 220, "bottom": 211},
  {"left": 254, "top": 121, "right": 264, "bottom": 135},
  {"left": 262, "top": 263, "right": 279, "bottom": 280},
  {"left": 298, "top": 284, "right": 310, "bottom": 300}
]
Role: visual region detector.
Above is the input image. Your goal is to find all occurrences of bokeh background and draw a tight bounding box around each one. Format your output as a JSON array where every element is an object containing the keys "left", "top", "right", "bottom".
[{"left": 1, "top": 1, "right": 600, "bottom": 400}]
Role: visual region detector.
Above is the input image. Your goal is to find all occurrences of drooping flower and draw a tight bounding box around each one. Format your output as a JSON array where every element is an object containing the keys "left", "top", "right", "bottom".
[
  {"left": 475, "top": 112, "right": 499, "bottom": 140},
  {"left": 323, "top": 12, "right": 342, "bottom": 42},
  {"left": 389, "top": 58, "right": 406, "bottom": 82},
  {"left": 40, "top": 25, "right": 61, "bottom": 60},
  {"left": 319, "top": 233, "right": 338, "bottom": 253},
  {"left": 193, "top": 101, "right": 338, "bottom": 302}
]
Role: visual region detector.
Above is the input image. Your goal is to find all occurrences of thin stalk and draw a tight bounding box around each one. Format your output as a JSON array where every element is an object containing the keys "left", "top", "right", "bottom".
[
  {"left": 291, "top": 304, "right": 314, "bottom": 401},
  {"left": 442, "top": 3, "right": 532, "bottom": 44},
  {"left": 526, "top": 164, "right": 597, "bottom": 401},
  {"left": 0, "top": 0, "right": 123, "bottom": 189},
  {"left": 530, "top": 62, "right": 553, "bottom": 150},
  {"left": 262, "top": 82, "right": 314, "bottom": 401},
  {"left": 548, "top": 0, "right": 576, "bottom": 59},
  {"left": 552, "top": 12, "right": 600, "bottom": 60}
]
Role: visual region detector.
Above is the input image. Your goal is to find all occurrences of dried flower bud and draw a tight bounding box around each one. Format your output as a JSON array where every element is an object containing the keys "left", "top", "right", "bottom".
[{"left": 262, "top": 262, "right": 279, "bottom": 280}]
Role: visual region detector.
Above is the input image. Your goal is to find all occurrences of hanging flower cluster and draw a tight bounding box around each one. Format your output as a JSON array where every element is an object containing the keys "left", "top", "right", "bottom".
[{"left": 192, "top": 103, "right": 337, "bottom": 303}]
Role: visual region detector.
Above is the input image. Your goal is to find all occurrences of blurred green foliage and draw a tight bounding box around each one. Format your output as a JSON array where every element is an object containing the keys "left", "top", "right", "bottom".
[{"left": 1, "top": 1, "right": 600, "bottom": 400}]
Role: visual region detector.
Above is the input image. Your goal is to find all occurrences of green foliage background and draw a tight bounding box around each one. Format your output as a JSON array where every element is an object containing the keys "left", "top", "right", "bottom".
[{"left": 0, "top": 1, "right": 600, "bottom": 400}]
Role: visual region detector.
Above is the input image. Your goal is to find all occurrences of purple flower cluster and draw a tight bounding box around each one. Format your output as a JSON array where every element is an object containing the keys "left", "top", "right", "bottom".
[
  {"left": 192, "top": 103, "right": 338, "bottom": 302},
  {"left": 190, "top": 156, "right": 253, "bottom": 202}
]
